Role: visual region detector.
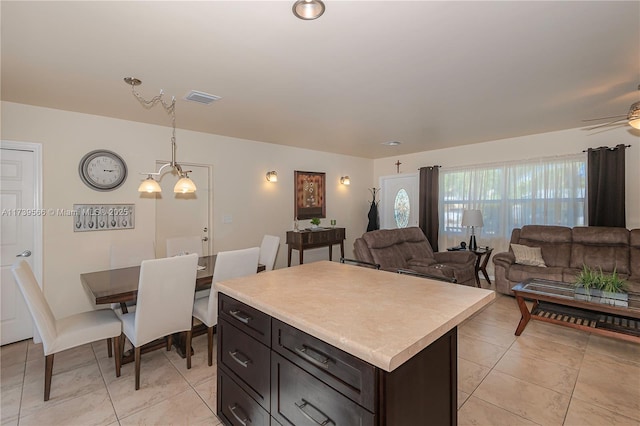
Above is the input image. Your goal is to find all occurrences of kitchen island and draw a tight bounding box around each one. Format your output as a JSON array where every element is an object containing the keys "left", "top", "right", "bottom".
[{"left": 216, "top": 261, "right": 495, "bottom": 425}]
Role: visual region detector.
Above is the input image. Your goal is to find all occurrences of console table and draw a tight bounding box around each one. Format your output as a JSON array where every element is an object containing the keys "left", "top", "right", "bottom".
[{"left": 286, "top": 227, "right": 345, "bottom": 266}]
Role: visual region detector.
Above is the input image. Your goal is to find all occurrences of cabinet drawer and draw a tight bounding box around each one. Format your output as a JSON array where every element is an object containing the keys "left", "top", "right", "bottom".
[
  {"left": 219, "top": 293, "right": 271, "bottom": 345},
  {"left": 273, "top": 319, "right": 375, "bottom": 411},
  {"left": 218, "top": 369, "right": 270, "bottom": 426},
  {"left": 219, "top": 319, "right": 271, "bottom": 410},
  {"left": 271, "top": 353, "right": 375, "bottom": 426}
]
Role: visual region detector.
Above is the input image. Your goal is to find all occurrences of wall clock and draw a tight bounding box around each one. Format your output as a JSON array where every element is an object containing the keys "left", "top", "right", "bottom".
[{"left": 78, "top": 149, "right": 128, "bottom": 191}]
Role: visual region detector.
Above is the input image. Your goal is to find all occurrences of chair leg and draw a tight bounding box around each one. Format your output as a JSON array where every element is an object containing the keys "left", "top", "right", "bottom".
[
  {"left": 207, "top": 326, "right": 214, "bottom": 367},
  {"left": 134, "top": 346, "right": 141, "bottom": 390},
  {"left": 186, "top": 329, "right": 193, "bottom": 370},
  {"left": 44, "top": 354, "right": 54, "bottom": 401},
  {"left": 107, "top": 338, "right": 113, "bottom": 358},
  {"left": 166, "top": 335, "right": 172, "bottom": 351},
  {"left": 114, "top": 335, "right": 121, "bottom": 377}
]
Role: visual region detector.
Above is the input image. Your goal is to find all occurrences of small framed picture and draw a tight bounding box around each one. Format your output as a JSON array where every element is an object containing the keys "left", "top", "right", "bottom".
[{"left": 294, "top": 171, "right": 326, "bottom": 220}]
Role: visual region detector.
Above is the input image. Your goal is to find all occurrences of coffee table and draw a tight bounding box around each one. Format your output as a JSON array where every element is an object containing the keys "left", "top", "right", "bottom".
[{"left": 512, "top": 278, "right": 640, "bottom": 343}]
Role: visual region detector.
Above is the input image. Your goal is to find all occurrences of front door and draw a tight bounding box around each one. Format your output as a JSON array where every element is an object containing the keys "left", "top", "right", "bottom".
[
  {"left": 1, "top": 142, "right": 42, "bottom": 345},
  {"left": 155, "top": 162, "right": 212, "bottom": 258},
  {"left": 379, "top": 173, "right": 419, "bottom": 229}
]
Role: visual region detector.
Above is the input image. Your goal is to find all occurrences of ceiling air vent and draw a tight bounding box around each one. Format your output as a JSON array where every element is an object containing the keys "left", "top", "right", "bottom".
[{"left": 184, "top": 90, "right": 221, "bottom": 105}]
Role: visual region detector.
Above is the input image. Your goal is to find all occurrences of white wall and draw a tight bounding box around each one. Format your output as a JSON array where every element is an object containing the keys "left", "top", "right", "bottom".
[
  {"left": 373, "top": 126, "right": 640, "bottom": 255},
  {"left": 1, "top": 102, "right": 372, "bottom": 317},
  {"left": 3, "top": 100, "right": 638, "bottom": 316}
]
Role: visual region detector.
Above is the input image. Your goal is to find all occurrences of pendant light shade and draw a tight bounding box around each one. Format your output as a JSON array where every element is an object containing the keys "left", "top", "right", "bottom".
[
  {"left": 174, "top": 175, "right": 197, "bottom": 193},
  {"left": 293, "top": 0, "right": 325, "bottom": 20},
  {"left": 138, "top": 176, "right": 162, "bottom": 193}
]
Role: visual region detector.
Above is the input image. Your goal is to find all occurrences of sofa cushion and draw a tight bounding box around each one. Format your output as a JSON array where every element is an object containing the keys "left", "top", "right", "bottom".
[
  {"left": 507, "top": 264, "right": 565, "bottom": 283},
  {"left": 511, "top": 244, "right": 547, "bottom": 267},
  {"left": 517, "top": 225, "right": 572, "bottom": 268},
  {"left": 569, "top": 227, "right": 630, "bottom": 275},
  {"left": 362, "top": 227, "right": 434, "bottom": 270}
]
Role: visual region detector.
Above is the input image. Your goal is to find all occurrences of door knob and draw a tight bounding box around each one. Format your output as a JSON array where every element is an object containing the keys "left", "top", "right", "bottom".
[{"left": 16, "top": 250, "right": 32, "bottom": 257}]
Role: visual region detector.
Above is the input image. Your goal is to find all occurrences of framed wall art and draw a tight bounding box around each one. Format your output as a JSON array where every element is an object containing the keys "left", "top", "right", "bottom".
[{"left": 294, "top": 171, "right": 326, "bottom": 220}]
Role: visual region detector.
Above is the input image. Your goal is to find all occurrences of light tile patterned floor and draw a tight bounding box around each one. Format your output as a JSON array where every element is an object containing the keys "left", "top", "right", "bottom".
[{"left": 2, "top": 284, "right": 639, "bottom": 425}]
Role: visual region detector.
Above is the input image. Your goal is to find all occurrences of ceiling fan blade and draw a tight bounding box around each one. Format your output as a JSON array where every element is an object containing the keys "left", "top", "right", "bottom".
[
  {"left": 582, "top": 114, "right": 627, "bottom": 122},
  {"left": 583, "top": 118, "right": 627, "bottom": 130}
]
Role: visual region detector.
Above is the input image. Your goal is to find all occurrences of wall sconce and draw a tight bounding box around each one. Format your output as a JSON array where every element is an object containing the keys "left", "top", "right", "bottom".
[
  {"left": 340, "top": 176, "right": 351, "bottom": 185},
  {"left": 266, "top": 171, "right": 278, "bottom": 182}
]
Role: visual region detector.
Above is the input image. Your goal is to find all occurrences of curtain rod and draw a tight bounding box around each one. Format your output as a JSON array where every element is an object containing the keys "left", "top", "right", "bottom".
[
  {"left": 582, "top": 144, "right": 631, "bottom": 153},
  {"left": 417, "top": 165, "right": 441, "bottom": 170}
]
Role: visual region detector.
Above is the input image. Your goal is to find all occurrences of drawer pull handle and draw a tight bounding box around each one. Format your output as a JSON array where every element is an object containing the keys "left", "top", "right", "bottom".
[
  {"left": 229, "top": 309, "right": 252, "bottom": 324},
  {"left": 228, "top": 350, "right": 252, "bottom": 368},
  {"left": 295, "top": 399, "right": 335, "bottom": 426},
  {"left": 295, "top": 345, "right": 331, "bottom": 370},
  {"left": 228, "top": 403, "right": 251, "bottom": 426}
]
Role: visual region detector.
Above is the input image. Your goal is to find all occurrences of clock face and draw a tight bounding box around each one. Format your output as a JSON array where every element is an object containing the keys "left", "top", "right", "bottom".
[{"left": 79, "top": 150, "right": 127, "bottom": 191}]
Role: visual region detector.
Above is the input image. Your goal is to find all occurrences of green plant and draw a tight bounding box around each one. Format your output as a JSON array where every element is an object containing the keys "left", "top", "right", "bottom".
[
  {"left": 574, "top": 265, "right": 627, "bottom": 294},
  {"left": 310, "top": 218, "right": 321, "bottom": 226}
]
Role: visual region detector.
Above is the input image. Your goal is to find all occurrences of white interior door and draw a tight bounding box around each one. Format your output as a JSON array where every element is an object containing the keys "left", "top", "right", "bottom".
[
  {"left": 1, "top": 143, "right": 42, "bottom": 345},
  {"left": 155, "top": 162, "right": 212, "bottom": 258},
  {"left": 379, "top": 173, "right": 419, "bottom": 229}
]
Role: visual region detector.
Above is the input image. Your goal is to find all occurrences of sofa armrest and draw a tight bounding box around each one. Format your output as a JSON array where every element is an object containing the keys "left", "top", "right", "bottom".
[
  {"left": 433, "top": 251, "right": 475, "bottom": 265},
  {"left": 492, "top": 251, "right": 515, "bottom": 268}
]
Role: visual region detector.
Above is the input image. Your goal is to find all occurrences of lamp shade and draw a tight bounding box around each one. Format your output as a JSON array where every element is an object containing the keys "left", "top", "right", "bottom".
[
  {"left": 461, "top": 209, "right": 483, "bottom": 227},
  {"left": 174, "top": 176, "right": 197, "bottom": 193},
  {"left": 138, "top": 177, "right": 162, "bottom": 193}
]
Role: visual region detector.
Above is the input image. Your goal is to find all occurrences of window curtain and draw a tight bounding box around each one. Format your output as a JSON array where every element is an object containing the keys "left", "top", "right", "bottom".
[
  {"left": 587, "top": 144, "right": 626, "bottom": 227},
  {"left": 439, "top": 154, "right": 586, "bottom": 259},
  {"left": 419, "top": 166, "right": 439, "bottom": 251}
]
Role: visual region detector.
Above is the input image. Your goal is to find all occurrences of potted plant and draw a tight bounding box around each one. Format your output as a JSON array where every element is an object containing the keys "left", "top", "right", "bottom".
[
  {"left": 574, "top": 265, "right": 628, "bottom": 307},
  {"left": 310, "top": 218, "right": 321, "bottom": 229}
]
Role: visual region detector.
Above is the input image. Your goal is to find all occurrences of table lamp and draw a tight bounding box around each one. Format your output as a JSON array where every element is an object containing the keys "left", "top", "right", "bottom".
[{"left": 462, "top": 209, "right": 483, "bottom": 251}]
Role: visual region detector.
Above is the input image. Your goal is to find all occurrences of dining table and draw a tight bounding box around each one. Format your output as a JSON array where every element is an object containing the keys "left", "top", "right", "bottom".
[{"left": 81, "top": 255, "right": 266, "bottom": 362}]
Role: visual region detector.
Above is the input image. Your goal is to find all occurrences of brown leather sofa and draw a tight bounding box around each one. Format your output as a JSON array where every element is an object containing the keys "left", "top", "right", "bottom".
[
  {"left": 353, "top": 227, "right": 477, "bottom": 286},
  {"left": 493, "top": 225, "right": 640, "bottom": 295}
]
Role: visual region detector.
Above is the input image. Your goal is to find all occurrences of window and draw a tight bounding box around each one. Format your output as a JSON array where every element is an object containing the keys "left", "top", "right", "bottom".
[
  {"left": 394, "top": 188, "right": 410, "bottom": 228},
  {"left": 439, "top": 154, "right": 586, "bottom": 243}
]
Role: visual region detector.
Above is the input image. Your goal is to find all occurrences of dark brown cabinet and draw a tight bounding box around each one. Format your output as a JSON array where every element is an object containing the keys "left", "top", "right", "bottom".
[
  {"left": 286, "top": 228, "right": 345, "bottom": 266},
  {"left": 217, "top": 293, "right": 458, "bottom": 426}
]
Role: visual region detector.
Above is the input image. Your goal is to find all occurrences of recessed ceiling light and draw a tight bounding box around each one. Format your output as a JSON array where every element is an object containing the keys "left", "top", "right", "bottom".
[{"left": 381, "top": 141, "right": 401, "bottom": 146}]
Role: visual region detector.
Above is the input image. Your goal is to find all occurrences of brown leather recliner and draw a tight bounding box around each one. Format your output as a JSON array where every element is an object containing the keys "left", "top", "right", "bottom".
[{"left": 354, "top": 227, "right": 477, "bottom": 286}]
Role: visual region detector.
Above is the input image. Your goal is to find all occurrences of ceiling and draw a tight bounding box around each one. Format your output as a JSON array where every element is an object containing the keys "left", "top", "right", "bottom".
[{"left": 2, "top": 1, "right": 639, "bottom": 159}]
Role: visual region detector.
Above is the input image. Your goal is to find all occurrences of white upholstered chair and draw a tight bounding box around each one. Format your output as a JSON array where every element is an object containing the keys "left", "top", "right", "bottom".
[
  {"left": 107, "top": 240, "right": 156, "bottom": 356},
  {"left": 166, "top": 235, "right": 203, "bottom": 257},
  {"left": 11, "top": 260, "right": 122, "bottom": 401},
  {"left": 259, "top": 234, "right": 280, "bottom": 271},
  {"left": 109, "top": 240, "right": 156, "bottom": 314},
  {"left": 120, "top": 253, "right": 199, "bottom": 390},
  {"left": 193, "top": 247, "right": 260, "bottom": 366}
]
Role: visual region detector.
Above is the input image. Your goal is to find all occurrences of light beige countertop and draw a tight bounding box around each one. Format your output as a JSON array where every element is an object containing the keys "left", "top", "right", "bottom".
[{"left": 216, "top": 261, "right": 495, "bottom": 372}]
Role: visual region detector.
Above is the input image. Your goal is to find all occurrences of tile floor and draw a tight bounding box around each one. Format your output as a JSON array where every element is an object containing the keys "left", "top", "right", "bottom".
[{"left": 2, "top": 287, "right": 639, "bottom": 426}]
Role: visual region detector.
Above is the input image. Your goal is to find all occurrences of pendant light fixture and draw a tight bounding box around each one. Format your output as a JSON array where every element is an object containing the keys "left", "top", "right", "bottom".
[
  {"left": 292, "top": 0, "right": 325, "bottom": 20},
  {"left": 125, "top": 77, "right": 196, "bottom": 194}
]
